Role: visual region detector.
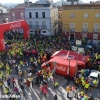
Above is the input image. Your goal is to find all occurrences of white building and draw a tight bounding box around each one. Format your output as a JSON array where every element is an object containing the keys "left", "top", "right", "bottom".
[
  {"left": 25, "top": 0, "right": 58, "bottom": 36},
  {"left": 0, "top": 4, "right": 9, "bottom": 23}
]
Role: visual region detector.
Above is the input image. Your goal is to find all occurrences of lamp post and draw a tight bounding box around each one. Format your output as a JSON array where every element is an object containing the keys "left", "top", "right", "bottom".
[
  {"left": 67, "top": 57, "right": 71, "bottom": 82},
  {"left": 75, "top": 52, "right": 79, "bottom": 77}
]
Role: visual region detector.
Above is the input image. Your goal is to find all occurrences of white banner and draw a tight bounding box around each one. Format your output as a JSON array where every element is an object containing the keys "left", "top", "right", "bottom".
[
  {"left": 71, "top": 46, "right": 77, "bottom": 51},
  {"left": 76, "top": 40, "right": 82, "bottom": 46},
  {"left": 78, "top": 47, "right": 84, "bottom": 53}
]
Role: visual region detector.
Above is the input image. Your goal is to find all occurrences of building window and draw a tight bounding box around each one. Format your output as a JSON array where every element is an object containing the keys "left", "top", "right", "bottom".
[
  {"left": 94, "top": 23, "right": 99, "bottom": 29},
  {"left": 21, "top": 12, "right": 24, "bottom": 19},
  {"left": 35, "top": 21, "right": 39, "bottom": 28},
  {"left": 94, "top": 23, "right": 99, "bottom": 32},
  {"left": 70, "top": 23, "right": 75, "bottom": 31},
  {"left": 35, "top": 12, "right": 38, "bottom": 18},
  {"left": 12, "top": 13, "right": 15, "bottom": 19},
  {"left": 93, "top": 34, "right": 98, "bottom": 40},
  {"left": 42, "top": 31, "right": 46, "bottom": 33},
  {"left": 95, "top": 13, "right": 99, "bottom": 18},
  {"left": 29, "top": 21, "right": 32, "bottom": 28},
  {"left": 84, "top": 13, "right": 88, "bottom": 18},
  {"left": 42, "top": 12, "right": 45, "bottom": 18},
  {"left": 29, "top": 12, "right": 32, "bottom": 18},
  {"left": 42, "top": 21, "right": 46, "bottom": 29},
  {"left": 70, "top": 13, "right": 75, "bottom": 18},
  {"left": 83, "top": 23, "right": 88, "bottom": 32}
]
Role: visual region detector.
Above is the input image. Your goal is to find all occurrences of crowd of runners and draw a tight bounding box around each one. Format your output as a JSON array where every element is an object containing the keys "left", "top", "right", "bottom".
[{"left": 0, "top": 31, "right": 100, "bottom": 100}]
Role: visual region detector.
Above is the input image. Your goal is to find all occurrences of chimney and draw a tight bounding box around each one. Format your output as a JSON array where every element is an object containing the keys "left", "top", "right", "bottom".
[
  {"left": 90, "top": 1, "right": 92, "bottom": 4},
  {"left": 24, "top": 0, "right": 29, "bottom": 4}
]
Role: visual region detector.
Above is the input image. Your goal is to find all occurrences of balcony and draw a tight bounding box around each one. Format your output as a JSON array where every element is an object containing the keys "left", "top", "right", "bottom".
[
  {"left": 70, "top": 28, "right": 75, "bottom": 32},
  {"left": 93, "top": 28, "right": 99, "bottom": 33},
  {"left": 82, "top": 28, "right": 88, "bottom": 32},
  {"left": 29, "top": 25, "right": 33, "bottom": 29},
  {"left": 33, "top": 25, "right": 41, "bottom": 29},
  {"left": 29, "top": 25, "right": 47, "bottom": 30},
  {"left": 41, "top": 25, "right": 47, "bottom": 29}
]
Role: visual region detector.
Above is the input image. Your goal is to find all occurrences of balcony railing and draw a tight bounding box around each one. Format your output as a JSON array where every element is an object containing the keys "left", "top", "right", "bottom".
[
  {"left": 41, "top": 25, "right": 47, "bottom": 29},
  {"left": 70, "top": 28, "right": 75, "bottom": 32},
  {"left": 29, "top": 25, "right": 33, "bottom": 29},
  {"left": 29, "top": 25, "right": 47, "bottom": 29},
  {"left": 82, "top": 28, "right": 88, "bottom": 32},
  {"left": 93, "top": 28, "right": 99, "bottom": 32}
]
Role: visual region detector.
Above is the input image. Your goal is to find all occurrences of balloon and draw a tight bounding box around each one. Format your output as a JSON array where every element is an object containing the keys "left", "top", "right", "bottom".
[{"left": 0, "top": 20, "right": 29, "bottom": 51}]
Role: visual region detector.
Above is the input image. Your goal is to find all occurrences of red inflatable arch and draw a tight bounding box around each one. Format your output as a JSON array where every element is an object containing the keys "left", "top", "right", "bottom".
[{"left": 0, "top": 20, "right": 29, "bottom": 51}]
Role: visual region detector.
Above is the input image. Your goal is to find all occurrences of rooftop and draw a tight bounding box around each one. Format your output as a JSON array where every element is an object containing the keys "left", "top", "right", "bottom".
[
  {"left": 63, "top": 3, "right": 100, "bottom": 9},
  {"left": 27, "top": 3, "right": 50, "bottom": 8},
  {"left": 13, "top": 3, "right": 28, "bottom": 8}
]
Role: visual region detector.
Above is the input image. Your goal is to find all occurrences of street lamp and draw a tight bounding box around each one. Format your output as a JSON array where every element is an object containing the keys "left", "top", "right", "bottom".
[
  {"left": 75, "top": 52, "right": 79, "bottom": 77},
  {"left": 67, "top": 56, "right": 71, "bottom": 82}
]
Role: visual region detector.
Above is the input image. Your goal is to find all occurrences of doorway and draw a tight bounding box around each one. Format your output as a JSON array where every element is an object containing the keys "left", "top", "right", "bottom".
[
  {"left": 55, "top": 29, "right": 56, "bottom": 36},
  {"left": 93, "top": 34, "right": 98, "bottom": 40},
  {"left": 70, "top": 33, "right": 74, "bottom": 40},
  {"left": 35, "top": 30, "right": 41, "bottom": 35}
]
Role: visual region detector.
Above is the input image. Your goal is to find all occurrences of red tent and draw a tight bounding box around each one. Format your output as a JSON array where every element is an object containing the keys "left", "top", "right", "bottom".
[
  {"left": 51, "top": 50, "right": 68, "bottom": 58},
  {"left": 51, "top": 50, "right": 89, "bottom": 67},
  {"left": 42, "top": 50, "right": 89, "bottom": 77},
  {"left": 48, "top": 56, "right": 76, "bottom": 77}
]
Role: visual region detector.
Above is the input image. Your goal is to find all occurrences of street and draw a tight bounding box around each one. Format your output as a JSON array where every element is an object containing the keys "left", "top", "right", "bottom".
[{"left": 0, "top": 73, "right": 100, "bottom": 100}]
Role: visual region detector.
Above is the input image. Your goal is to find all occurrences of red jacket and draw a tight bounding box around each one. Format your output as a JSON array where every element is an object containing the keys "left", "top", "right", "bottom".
[{"left": 26, "top": 80, "right": 30, "bottom": 87}]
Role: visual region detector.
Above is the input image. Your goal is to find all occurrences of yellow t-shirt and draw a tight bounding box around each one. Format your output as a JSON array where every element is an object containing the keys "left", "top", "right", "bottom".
[{"left": 0, "top": 65, "right": 2, "bottom": 68}]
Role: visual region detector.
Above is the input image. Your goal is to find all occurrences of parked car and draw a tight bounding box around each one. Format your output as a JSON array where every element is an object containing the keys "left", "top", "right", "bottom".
[{"left": 88, "top": 70, "right": 100, "bottom": 87}]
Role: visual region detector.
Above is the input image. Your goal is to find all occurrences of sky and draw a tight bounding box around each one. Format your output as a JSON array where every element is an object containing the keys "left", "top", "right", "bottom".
[{"left": 0, "top": 0, "right": 96, "bottom": 3}]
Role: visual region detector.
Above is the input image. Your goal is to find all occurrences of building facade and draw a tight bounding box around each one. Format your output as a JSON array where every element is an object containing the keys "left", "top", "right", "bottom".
[
  {"left": 10, "top": 4, "right": 28, "bottom": 22},
  {"left": 62, "top": 3, "right": 100, "bottom": 40},
  {"left": 0, "top": 4, "right": 9, "bottom": 23},
  {"left": 25, "top": 0, "right": 58, "bottom": 36},
  {"left": 9, "top": 3, "right": 28, "bottom": 32},
  {"left": 58, "top": 6, "right": 62, "bottom": 35}
]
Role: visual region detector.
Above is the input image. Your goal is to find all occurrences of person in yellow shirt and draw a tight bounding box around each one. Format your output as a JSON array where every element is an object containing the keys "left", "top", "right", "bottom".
[
  {"left": 85, "top": 83, "right": 90, "bottom": 92},
  {"left": 20, "top": 61, "right": 23, "bottom": 67},
  {"left": 4, "top": 87, "right": 9, "bottom": 95},
  {"left": 1, "top": 62, "right": 4, "bottom": 70},
  {"left": 30, "top": 57, "right": 33, "bottom": 64},
  {"left": 6, "top": 64, "right": 10, "bottom": 73},
  {"left": 0, "top": 72, "right": 3, "bottom": 80},
  {"left": 81, "top": 69, "right": 84, "bottom": 75},
  {"left": 0, "top": 64, "right": 2, "bottom": 71},
  {"left": 84, "top": 94, "right": 88, "bottom": 100},
  {"left": 66, "top": 85, "right": 71, "bottom": 98},
  {"left": 54, "top": 81, "right": 59, "bottom": 89},
  {"left": 82, "top": 80, "right": 86, "bottom": 89},
  {"left": 0, "top": 80, "right": 3, "bottom": 89},
  {"left": 80, "top": 90, "right": 84, "bottom": 98},
  {"left": 93, "top": 79, "right": 98, "bottom": 87}
]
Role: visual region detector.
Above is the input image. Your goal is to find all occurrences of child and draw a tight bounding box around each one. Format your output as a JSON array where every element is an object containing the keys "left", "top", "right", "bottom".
[
  {"left": 43, "top": 87, "right": 47, "bottom": 97},
  {"left": 54, "top": 81, "right": 58, "bottom": 89}
]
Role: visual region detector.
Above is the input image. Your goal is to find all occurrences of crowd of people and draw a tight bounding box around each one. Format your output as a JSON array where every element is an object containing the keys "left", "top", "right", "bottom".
[
  {"left": 0, "top": 31, "right": 100, "bottom": 100},
  {"left": 0, "top": 32, "right": 68, "bottom": 100}
]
